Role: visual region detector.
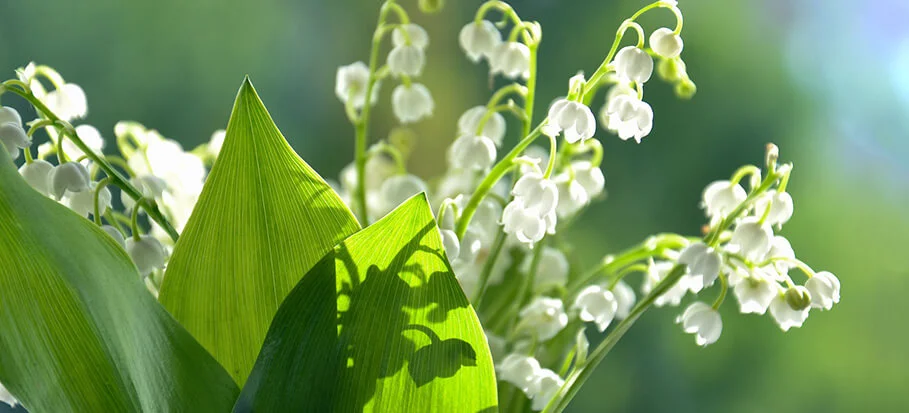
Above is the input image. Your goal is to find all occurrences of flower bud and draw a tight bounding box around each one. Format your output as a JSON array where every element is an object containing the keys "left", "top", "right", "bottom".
[
  {"left": 649, "top": 27, "right": 684, "bottom": 58},
  {"left": 674, "top": 78, "right": 697, "bottom": 99},
  {"left": 19, "top": 159, "right": 55, "bottom": 196},
  {"left": 656, "top": 57, "right": 682, "bottom": 82},
  {"left": 49, "top": 162, "right": 91, "bottom": 200},
  {"left": 126, "top": 235, "right": 167, "bottom": 277},
  {"left": 784, "top": 285, "right": 812, "bottom": 311},
  {"left": 614, "top": 46, "right": 654, "bottom": 83},
  {"left": 418, "top": 0, "right": 444, "bottom": 14}
]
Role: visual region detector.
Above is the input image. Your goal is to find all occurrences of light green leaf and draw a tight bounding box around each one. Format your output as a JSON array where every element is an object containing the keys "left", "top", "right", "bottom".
[
  {"left": 158, "top": 78, "right": 361, "bottom": 385},
  {"left": 235, "top": 194, "right": 498, "bottom": 413},
  {"left": 0, "top": 147, "right": 239, "bottom": 411}
]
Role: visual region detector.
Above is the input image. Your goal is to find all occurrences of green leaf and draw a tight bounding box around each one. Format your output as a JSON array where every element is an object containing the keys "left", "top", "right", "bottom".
[
  {"left": 235, "top": 195, "right": 498, "bottom": 413},
  {"left": 158, "top": 78, "right": 361, "bottom": 385},
  {"left": 0, "top": 148, "right": 239, "bottom": 411}
]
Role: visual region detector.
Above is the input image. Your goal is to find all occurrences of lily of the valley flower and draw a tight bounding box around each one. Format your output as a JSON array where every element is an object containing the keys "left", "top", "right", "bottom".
[
  {"left": 0, "top": 106, "right": 30, "bottom": 159},
  {"left": 614, "top": 46, "right": 654, "bottom": 83},
  {"left": 519, "top": 297, "right": 569, "bottom": 341},
  {"left": 544, "top": 99, "right": 596, "bottom": 144},
  {"left": 101, "top": 225, "right": 126, "bottom": 248},
  {"left": 387, "top": 45, "right": 426, "bottom": 77},
  {"left": 335, "top": 61, "right": 380, "bottom": 109},
  {"left": 701, "top": 180, "right": 746, "bottom": 219},
  {"left": 769, "top": 286, "right": 811, "bottom": 331},
  {"left": 18, "top": 159, "right": 55, "bottom": 196},
  {"left": 392, "top": 83, "right": 434, "bottom": 124},
  {"left": 459, "top": 20, "right": 503, "bottom": 62},
  {"left": 448, "top": 134, "right": 497, "bottom": 170},
  {"left": 755, "top": 190, "right": 794, "bottom": 228},
  {"left": 729, "top": 217, "right": 773, "bottom": 261},
  {"left": 43, "top": 83, "right": 88, "bottom": 121},
  {"left": 458, "top": 106, "right": 506, "bottom": 146},
  {"left": 126, "top": 235, "right": 167, "bottom": 277},
  {"left": 676, "top": 301, "right": 723, "bottom": 346},
  {"left": 805, "top": 271, "right": 840, "bottom": 310},
  {"left": 377, "top": 174, "right": 428, "bottom": 218},
  {"left": 528, "top": 369, "right": 565, "bottom": 411},
  {"left": 678, "top": 242, "right": 722, "bottom": 292},
  {"left": 522, "top": 247, "right": 569, "bottom": 291},
  {"left": 731, "top": 268, "right": 778, "bottom": 314},
  {"left": 392, "top": 23, "right": 430, "bottom": 50},
  {"left": 490, "top": 41, "right": 531, "bottom": 79},
  {"left": 573, "top": 285, "right": 618, "bottom": 332},
  {"left": 603, "top": 94, "right": 653, "bottom": 143},
  {"left": 49, "top": 162, "right": 91, "bottom": 200},
  {"left": 649, "top": 27, "right": 684, "bottom": 58},
  {"left": 65, "top": 182, "right": 111, "bottom": 217},
  {"left": 497, "top": 354, "right": 541, "bottom": 392}
]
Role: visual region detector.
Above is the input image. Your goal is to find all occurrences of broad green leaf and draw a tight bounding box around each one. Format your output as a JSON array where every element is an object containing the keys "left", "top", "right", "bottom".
[
  {"left": 158, "top": 78, "right": 361, "bottom": 385},
  {"left": 235, "top": 194, "right": 498, "bottom": 413},
  {"left": 0, "top": 148, "right": 239, "bottom": 411}
]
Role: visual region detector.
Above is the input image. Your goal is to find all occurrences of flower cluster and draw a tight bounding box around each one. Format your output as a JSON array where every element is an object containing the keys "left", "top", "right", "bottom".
[{"left": 2, "top": 63, "right": 224, "bottom": 296}]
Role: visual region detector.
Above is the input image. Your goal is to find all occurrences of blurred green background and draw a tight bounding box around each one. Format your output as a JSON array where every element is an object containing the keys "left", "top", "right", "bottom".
[{"left": 2, "top": 0, "right": 908, "bottom": 412}]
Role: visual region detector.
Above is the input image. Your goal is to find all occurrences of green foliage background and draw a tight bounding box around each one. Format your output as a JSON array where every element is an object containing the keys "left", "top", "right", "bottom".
[{"left": 2, "top": 0, "right": 907, "bottom": 412}]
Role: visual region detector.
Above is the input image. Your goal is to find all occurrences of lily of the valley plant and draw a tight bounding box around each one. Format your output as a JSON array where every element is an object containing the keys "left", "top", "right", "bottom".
[{"left": 0, "top": 1, "right": 840, "bottom": 412}]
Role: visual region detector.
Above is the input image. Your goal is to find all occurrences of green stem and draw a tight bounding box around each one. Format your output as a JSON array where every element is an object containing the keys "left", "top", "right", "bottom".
[
  {"left": 472, "top": 230, "right": 507, "bottom": 306},
  {"left": 93, "top": 178, "right": 111, "bottom": 226},
  {"left": 543, "top": 264, "right": 687, "bottom": 413},
  {"left": 131, "top": 198, "right": 152, "bottom": 241},
  {"left": 2, "top": 82, "right": 179, "bottom": 241}
]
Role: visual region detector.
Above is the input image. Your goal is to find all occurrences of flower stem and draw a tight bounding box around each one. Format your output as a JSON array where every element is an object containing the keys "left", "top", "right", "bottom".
[
  {"left": 2, "top": 81, "right": 179, "bottom": 241},
  {"left": 543, "top": 264, "right": 687, "bottom": 413}
]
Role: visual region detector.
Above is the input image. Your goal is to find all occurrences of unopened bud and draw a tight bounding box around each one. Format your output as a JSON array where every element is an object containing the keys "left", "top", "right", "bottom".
[
  {"left": 418, "top": 0, "right": 444, "bottom": 14},
  {"left": 674, "top": 78, "right": 697, "bottom": 100},
  {"left": 656, "top": 58, "right": 682, "bottom": 82},
  {"left": 765, "top": 143, "right": 779, "bottom": 170}
]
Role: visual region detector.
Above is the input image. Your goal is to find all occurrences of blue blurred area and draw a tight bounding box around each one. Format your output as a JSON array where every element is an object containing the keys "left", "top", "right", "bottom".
[{"left": 2, "top": 0, "right": 908, "bottom": 412}]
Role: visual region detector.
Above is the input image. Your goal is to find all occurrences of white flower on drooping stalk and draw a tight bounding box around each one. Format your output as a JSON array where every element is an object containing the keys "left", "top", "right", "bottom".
[
  {"left": 439, "top": 228, "right": 460, "bottom": 261},
  {"left": 392, "top": 83, "right": 434, "bottom": 124},
  {"left": 729, "top": 217, "right": 773, "bottom": 261},
  {"left": 387, "top": 44, "right": 426, "bottom": 77},
  {"left": 573, "top": 285, "right": 618, "bottom": 332},
  {"left": 732, "top": 268, "right": 778, "bottom": 315},
  {"left": 18, "top": 159, "right": 55, "bottom": 196},
  {"left": 554, "top": 177, "right": 587, "bottom": 218},
  {"left": 519, "top": 297, "right": 569, "bottom": 341},
  {"left": 208, "top": 129, "right": 226, "bottom": 159},
  {"left": 490, "top": 41, "right": 531, "bottom": 79},
  {"left": 43, "top": 83, "right": 88, "bottom": 121},
  {"left": 101, "top": 225, "right": 126, "bottom": 248},
  {"left": 0, "top": 381, "right": 18, "bottom": 408},
  {"left": 755, "top": 190, "right": 794, "bottom": 228},
  {"left": 573, "top": 161, "right": 606, "bottom": 199},
  {"left": 518, "top": 146, "right": 549, "bottom": 175},
  {"left": 457, "top": 106, "right": 506, "bottom": 146},
  {"left": 65, "top": 182, "right": 112, "bottom": 218},
  {"left": 512, "top": 172, "right": 559, "bottom": 215},
  {"left": 392, "top": 23, "right": 430, "bottom": 50},
  {"left": 496, "top": 354, "right": 542, "bottom": 392},
  {"left": 676, "top": 301, "right": 723, "bottom": 346},
  {"left": 376, "top": 174, "right": 428, "bottom": 218},
  {"left": 0, "top": 107, "right": 30, "bottom": 160},
  {"left": 126, "top": 235, "right": 167, "bottom": 277},
  {"left": 603, "top": 94, "right": 653, "bottom": 143},
  {"left": 649, "top": 27, "right": 684, "bottom": 58},
  {"left": 805, "top": 271, "right": 840, "bottom": 310},
  {"left": 502, "top": 198, "right": 549, "bottom": 247},
  {"left": 122, "top": 175, "right": 168, "bottom": 211},
  {"left": 447, "top": 134, "right": 497, "bottom": 170},
  {"left": 521, "top": 247, "right": 569, "bottom": 291},
  {"left": 543, "top": 99, "right": 597, "bottom": 144},
  {"left": 643, "top": 259, "right": 691, "bottom": 307},
  {"left": 598, "top": 83, "right": 636, "bottom": 130},
  {"left": 49, "top": 162, "right": 91, "bottom": 200},
  {"left": 701, "top": 180, "right": 747, "bottom": 219},
  {"left": 614, "top": 46, "right": 654, "bottom": 83},
  {"left": 678, "top": 242, "right": 722, "bottom": 292},
  {"left": 762, "top": 235, "right": 795, "bottom": 279},
  {"left": 335, "top": 61, "right": 380, "bottom": 109},
  {"left": 63, "top": 124, "right": 105, "bottom": 159},
  {"left": 459, "top": 20, "right": 503, "bottom": 62},
  {"left": 612, "top": 279, "right": 636, "bottom": 319},
  {"left": 769, "top": 286, "right": 811, "bottom": 331},
  {"left": 528, "top": 369, "right": 565, "bottom": 411}
]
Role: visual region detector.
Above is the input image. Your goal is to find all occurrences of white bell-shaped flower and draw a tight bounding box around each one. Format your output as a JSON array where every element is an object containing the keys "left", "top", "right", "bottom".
[
  {"left": 392, "top": 83, "right": 434, "bottom": 124},
  {"left": 19, "top": 159, "right": 55, "bottom": 196},
  {"left": 732, "top": 270, "right": 778, "bottom": 314},
  {"left": 457, "top": 106, "right": 506, "bottom": 146},
  {"left": 528, "top": 369, "right": 565, "bottom": 411},
  {"left": 604, "top": 94, "right": 653, "bottom": 143},
  {"left": 0, "top": 106, "right": 23, "bottom": 125},
  {"left": 555, "top": 177, "right": 587, "bottom": 218},
  {"left": 440, "top": 229, "right": 461, "bottom": 261},
  {"left": 448, "top": 134, "right": 496, "bottom": 170},
  {"left": 755, "top": 190, "right": 794, "bottom": 228},
  {"left": 101, "top": 225, "right": 126, "bottom": 248},
  {"left": 0, "top": 123, "right": 30, "bottom": 160},
  {"left": 502, "top": 199, "right": 547, "bottom": 247},
  {"left": 805, "top": 271, "right": 840, "bottom": 310},
  {"left": 469, "top": 198, "right": 504, "bottom": 244},
  {"left": 573, "top": 285, "right": 618, "bottom": 332},
  {"left": 614, "top": 46, "right": 654, "bottom": 83},
  {"left": 678, "top": 242, "right": 722, "bottom": 292},
  {"left": 392, "top": 23, "right": 429, "bottom": 49},
  {"left": 126, "top": 235, "right": 167, "bottom": 277},
  {"left": 65, "top": 183, "right": 111, "bottom": 217},
  {"left": 676, "top": 301, "right": 723, "bottom": 346},
  {"left": 459, "top": 20, "right": 502, "bottom": 62},
  {"left": 701, "top": 180, "right": 746, "bottom": 219},
  {"left": 63, "top": 124, "right": 105, "bottom": 159},
  {"left": 512, "top": 172, "right": 559, "bottom": 215},
  {"left": 544, "top": 99, "right": 596, "bottom": 144},
  {"left": 573, "top": 161, "right": 605, "bottom": 199},
  {"left": 377, "top": 174, "right": 428, "bottom": 217},
  {"left": 490, "top": 41, "right": 531, "bottom": 79},
  {"left": 522, "top": 247, "right": 569, "bottom": 290},
  {"left": 122, "top": 175, "right": 168, "bottom": 211},
  {"left": 496, "top": 354, "right": 542, "bottom": 392},
  {"left": 613, "top": 280, "right": 636, "bottom": 319},
  {"left": 44, "top": 83, "right": 88, "bottom": 121},
  {"left": 729, "top": 217, "right": 773, "bottom": 261},
  {"left": 649, "top": 27, "right": 684, "bottom": 58},
  {"left": 49, "top": 162, "right": 91, "bottom": 200},
  {"left": 387, "top": 45, "right": 426, "bottom": 77},
  {"left": 762, "top": 235, "right": 795, "bottom": 279},
  {"left": 335, "top": 61, "right": 380, "bottom": 109},
  {"left": 519, "top": 297, "right": 569, "bottom": 341},
  {"left": 769, "top": 287, "right": 810, "bottom": 331},
  {"left": 643, "top": 259, "right": 691, "bottom": 307},
  {"left": 598, "top": 83, "right": 637, "bottom": 130},
  {"left": 0, "top": 381, "right": 18, "bottom": 408}
]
